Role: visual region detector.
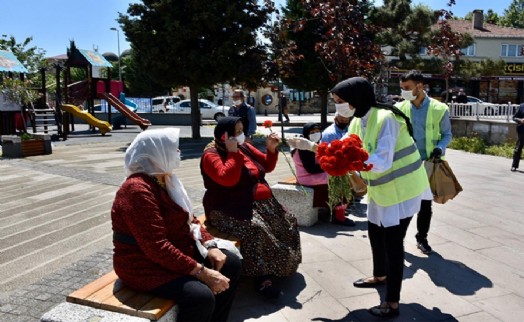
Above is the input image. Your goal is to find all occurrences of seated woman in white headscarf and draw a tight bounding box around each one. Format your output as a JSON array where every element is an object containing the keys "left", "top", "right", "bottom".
[{"left": 111, "top": 128, "right": 242, "bottom": 322}]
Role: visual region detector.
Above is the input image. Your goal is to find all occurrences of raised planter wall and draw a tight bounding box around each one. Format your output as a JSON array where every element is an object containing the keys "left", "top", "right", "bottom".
[{"left": 0, "top": 134, "right": 52, "bottom": 158}]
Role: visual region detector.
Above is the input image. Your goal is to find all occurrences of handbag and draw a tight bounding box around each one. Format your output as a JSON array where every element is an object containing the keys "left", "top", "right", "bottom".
[
  {"left": 348, "top": 170, "right": 367, "bottom": 197},
  {"left": 424, "top": 157, "right": 463, "bottom": 204}
]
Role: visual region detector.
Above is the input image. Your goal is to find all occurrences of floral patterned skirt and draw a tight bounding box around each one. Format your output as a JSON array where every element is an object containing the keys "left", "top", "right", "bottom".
[{"left": 207, "top": 196, "right": 302, "bottom": 277}]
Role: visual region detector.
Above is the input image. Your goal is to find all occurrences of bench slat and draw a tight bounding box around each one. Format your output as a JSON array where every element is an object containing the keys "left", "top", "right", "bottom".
[
  {"left": 67, "top": 270, "right": 118, "bottom": 304},
  {"left": 278, "top": 176, "right": 297, "bottom": 185},
  {"left": 67, "top": 270, "right": 174, "bottom": 320}
]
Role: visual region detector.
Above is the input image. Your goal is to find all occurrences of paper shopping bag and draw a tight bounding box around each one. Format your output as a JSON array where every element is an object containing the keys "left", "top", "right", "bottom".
[{"left": 424, "top": 157, "right": 463, "bottom": 204}]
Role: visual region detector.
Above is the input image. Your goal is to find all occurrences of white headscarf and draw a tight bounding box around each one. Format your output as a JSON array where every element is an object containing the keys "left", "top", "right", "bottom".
[{"left": 124, "top": 128, "right": 193, "bottom": 219}]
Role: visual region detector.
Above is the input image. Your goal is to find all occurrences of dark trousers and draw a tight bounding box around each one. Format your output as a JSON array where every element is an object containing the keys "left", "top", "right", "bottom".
[
  {"left": 150, "top": 249, "right": 242, "bottom": 322},
  {"left": 512, "top": 131, "right": 524, "bottom": 169},
  {"left": 368, "top": 217, "right": 412, "bottom": 303},
  {"left": 416, "top": 199, "right": 433, "bottom": 241}
]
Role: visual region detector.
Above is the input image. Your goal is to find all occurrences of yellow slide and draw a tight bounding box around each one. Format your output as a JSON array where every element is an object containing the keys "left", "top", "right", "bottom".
[{"left": 61, "top": 104, "right": 112, "bottom": 135}]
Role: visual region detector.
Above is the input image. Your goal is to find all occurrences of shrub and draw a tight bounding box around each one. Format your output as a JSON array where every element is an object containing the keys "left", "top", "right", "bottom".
[{"left": 450, "top": 135, "right": 516, "bottom": 159}]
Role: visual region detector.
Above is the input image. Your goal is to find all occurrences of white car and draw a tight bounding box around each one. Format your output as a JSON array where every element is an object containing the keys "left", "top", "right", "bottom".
[
  {"left": 171, "top": 99, "right": 229, "bottom": 120},
  {"left": 467, "top": 96, "right": 499, "bottom": 115},
  {"left": 151, "top": 96, "right": 181, "bottom": 113}
]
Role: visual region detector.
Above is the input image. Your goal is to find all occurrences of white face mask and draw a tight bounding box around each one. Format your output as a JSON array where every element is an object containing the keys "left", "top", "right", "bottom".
[
  {"left": 401, "top": 89, "right": 417, "bottom": 101},
  {"left": 309, "top": 132, "right": 322, "bottom": 143},
  {"left": 233, "top": 100, "right": 243, "bottom": 106},
  {"left": 335, "top": 103, "right": 355, "bottom": 117},
  {"left": 235, "top": 133, "right": 246, "bottom": 145}
]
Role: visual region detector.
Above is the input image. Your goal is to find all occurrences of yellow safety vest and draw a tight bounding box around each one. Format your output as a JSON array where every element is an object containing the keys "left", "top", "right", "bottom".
[
  {"left": 349, "top": 108, "right": 429, "bottom": 207},
  {"left": 396, "top": 99, "right": 448, "bottom": 159}
]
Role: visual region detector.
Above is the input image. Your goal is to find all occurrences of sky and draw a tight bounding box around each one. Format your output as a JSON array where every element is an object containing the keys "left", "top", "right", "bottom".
[{"left": 0, "top": 0, "right": 516, "bottom": 59}]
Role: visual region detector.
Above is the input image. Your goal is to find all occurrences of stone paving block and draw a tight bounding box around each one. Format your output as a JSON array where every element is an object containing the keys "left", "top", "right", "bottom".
[
  {"left": 473, "top": 293, "right": 523, "bottom": 322},
  {"left": 40, "top": 302, "right": 147, "bottom": 322},
  {"left": 280, "top": 295, "right": 350, "bottom": 322}
]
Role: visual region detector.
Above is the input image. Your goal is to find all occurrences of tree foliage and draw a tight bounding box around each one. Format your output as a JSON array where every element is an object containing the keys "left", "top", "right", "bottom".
[
  {"left": 500, "top": 0, "right": 524, "bottom": 28},
  {"left": 370, "top": 1, "right": 438, "bottom": 61},
  {"left": 273, "top": 0, "right": 383, "bottom": 127},
  {"left": 118, "top": 0, "right": 275, "bottom": 138}
]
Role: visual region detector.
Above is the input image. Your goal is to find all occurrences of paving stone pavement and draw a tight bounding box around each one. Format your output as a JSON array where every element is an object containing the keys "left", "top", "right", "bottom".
[{"left": 0, "top": 121, "right": 523, "bottom": 322}]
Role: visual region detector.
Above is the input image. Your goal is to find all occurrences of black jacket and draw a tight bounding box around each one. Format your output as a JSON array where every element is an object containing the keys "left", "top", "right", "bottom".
[{"left": 513, "top": 103, "right": 524, "bottom": 133}]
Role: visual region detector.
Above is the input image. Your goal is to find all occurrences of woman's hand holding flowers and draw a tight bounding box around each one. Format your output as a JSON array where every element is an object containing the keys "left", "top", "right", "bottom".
[{"left": 266, "top": 132, "right": 280, "bottom": 153}]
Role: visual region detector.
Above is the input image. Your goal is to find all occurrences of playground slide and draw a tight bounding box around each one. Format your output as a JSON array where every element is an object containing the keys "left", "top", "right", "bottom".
[
  {"left": 61, "top": 104, "right": 112, "bottom": 135},
  {"left": 98, "top": 92, "right": 151, "bottom": 130}
]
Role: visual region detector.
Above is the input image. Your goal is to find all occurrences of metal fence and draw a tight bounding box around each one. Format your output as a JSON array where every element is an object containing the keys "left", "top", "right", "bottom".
[
  {"left": 100, "top": 97, "right": 153, "bottom": 113},
  {"left": 448, "top": 102, "right": 519, "bottom": 121}
]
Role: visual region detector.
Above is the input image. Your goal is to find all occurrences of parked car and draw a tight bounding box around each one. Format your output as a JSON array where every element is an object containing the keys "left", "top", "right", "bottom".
[
  {"left": 467, "top": 96, "right": 499, "bottom": 115},
  {"left": 151, "top": 96, "right": 181, "bottom": 113},
  {"left": 171, "top": 99, "right": 229, "bottom": 120}
]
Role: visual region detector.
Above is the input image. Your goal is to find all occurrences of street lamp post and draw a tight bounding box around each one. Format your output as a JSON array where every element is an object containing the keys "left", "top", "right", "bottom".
[{"left": 109, "top": 27, "right": 122, "bottom": 82}]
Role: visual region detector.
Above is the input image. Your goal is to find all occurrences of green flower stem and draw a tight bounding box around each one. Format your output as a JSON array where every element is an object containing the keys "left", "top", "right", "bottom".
[{"left": 327, "top": 174, "right": 353, "bottom": 221}]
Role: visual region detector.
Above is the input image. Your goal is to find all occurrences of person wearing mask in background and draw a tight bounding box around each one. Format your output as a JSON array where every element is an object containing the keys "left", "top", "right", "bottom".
[
  {"left": 511, "top": 103, "right": 524, "bottom": 172},
  {"left": 291, "top": 123, "right": 330, "bottom": 216},
  {"left": 111, "top": 128, "right": 242, "bottom": 322},
  {"left": 200, "top": 117, "right": 302, "bottom": 300},
  {"left": 456, "top": 88, "right": 468, "bottom": 104},
  {"left": 228, "top": 90, "right": 257, "bottom": 143},
  {"left": 318, "top": 103, "right": 358, "bottom": 226},
  {"left": 320, "top": 104, "right": 353, "bottom": 143},
  {"left": 397, "top": 70, "right": 452, "bottom": 255}
]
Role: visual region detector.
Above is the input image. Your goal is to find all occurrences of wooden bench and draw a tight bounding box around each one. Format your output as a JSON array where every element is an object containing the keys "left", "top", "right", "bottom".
[
  {"left": 62, "top": 218, "right": 238, "bottom": 321},
  {"left": 66, "top": 270, "right": 176, "bottom": 321}
]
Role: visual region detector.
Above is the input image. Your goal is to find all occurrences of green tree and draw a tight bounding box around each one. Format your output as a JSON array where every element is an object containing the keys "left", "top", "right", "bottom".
[
  {"left": 463, "top": 9, "right": 500, "bottom": 24},
  {"left": 500, "top": 0, "right": 524, "bottom": 28},
  {"left": 118, "top": 0, "right": 275, "bottom": 138},
  {"left": 122, "top": 50, "right": 171, "bottom": 97},
  {"left": 276, "top": 0, "right": 383, "bottom": 127},
  {"left": 370, "top": 1, "right": 438, "bottom": 61},
  {"left": 271, "top": 0, "right": 333, "bottom": 127}
]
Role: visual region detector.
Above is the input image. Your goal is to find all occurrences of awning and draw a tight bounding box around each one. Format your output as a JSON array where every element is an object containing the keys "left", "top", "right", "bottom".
[
  {"left": 78, "top": 49, "right": 113, "bottom": 68},
  {"left": 0, "top": 50, "right": 28, "bottom": 73}
]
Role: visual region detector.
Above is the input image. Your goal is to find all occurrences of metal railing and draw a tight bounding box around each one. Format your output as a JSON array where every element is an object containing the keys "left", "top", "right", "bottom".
[{"left": 448, "top": 102, "right": 519, "bottom": 121}]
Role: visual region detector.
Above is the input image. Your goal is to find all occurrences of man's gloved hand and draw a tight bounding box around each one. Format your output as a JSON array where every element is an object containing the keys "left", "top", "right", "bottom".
[
  {"left": 288, "top": 137, "right": 315, "bottom": 151},
  {"left": 429, "top": 147, "right": 442, "bottom": 159}
]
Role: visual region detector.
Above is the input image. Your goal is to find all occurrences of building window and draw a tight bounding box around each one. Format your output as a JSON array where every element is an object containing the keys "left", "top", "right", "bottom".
[
  {"left": 461, "top": 44, "right": 476, "bottom": 56},
  {"left": 501, "top": 44, "right": 523, "bottom": 57}
]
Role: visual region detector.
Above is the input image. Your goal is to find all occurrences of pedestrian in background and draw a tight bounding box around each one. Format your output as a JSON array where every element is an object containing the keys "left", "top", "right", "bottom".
[
  {"left": 228, "top": 90, "right": 257, "bottom": 143},
  {"left": 397, "top": 70, "right": 452, "bottom": 255},
  {"left": 511, "top": 103, "right": 524, "bottom": 171}
]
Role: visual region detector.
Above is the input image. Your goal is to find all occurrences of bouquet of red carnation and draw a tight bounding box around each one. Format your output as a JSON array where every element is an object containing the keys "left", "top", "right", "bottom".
[{"left": 316, "top": 134, "right": 372, "bottom": 211}]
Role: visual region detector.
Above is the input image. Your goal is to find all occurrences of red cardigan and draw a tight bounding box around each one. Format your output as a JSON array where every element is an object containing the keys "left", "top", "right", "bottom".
[
  {"left": 201, "top": 144, "right": 278, "bottom": 200},
  {"left": 111, "top": 173, "right": 213, "bottom": 291}
]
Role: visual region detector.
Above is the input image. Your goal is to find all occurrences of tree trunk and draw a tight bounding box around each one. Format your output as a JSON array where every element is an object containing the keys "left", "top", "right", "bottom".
[{"left": 189, "top": 85, "right": 201, "bottom": 139}]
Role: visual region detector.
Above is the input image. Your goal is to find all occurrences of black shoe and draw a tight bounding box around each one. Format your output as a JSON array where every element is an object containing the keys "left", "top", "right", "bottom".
[
  {"left": 368, "top": 303, "right": 400, "bottom": 318},
  {"left": 333, "top": 218, "right": 356, "bottom": 226},
  {"left": 353, "top": 277, "right": 386, "bottom": 288},
  {"left": 417, "top": 239, "right": 432, "bottom": 254},
  {"left": 511, "top": 167, "right": 517, "bottom": 172}
]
